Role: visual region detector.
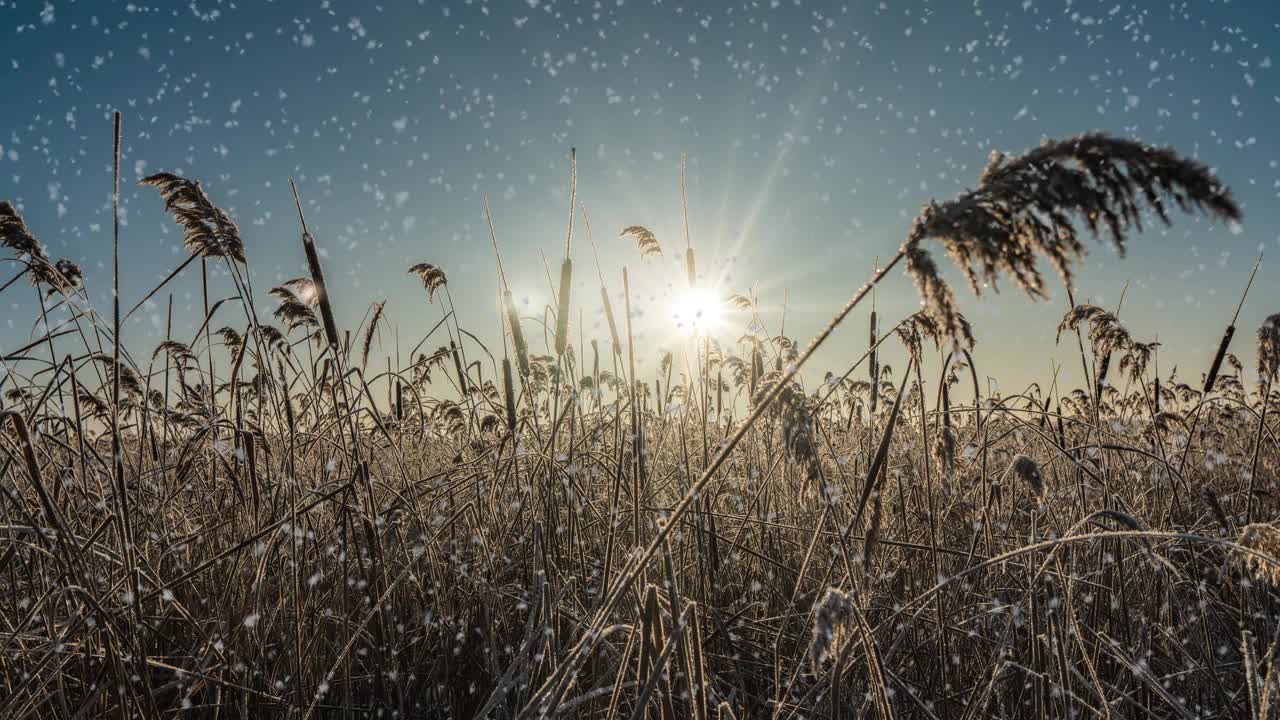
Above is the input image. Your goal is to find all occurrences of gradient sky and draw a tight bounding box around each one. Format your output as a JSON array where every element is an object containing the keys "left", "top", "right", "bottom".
[{"left": 2, "top": 0, "right": 1278, "bottom": 398}]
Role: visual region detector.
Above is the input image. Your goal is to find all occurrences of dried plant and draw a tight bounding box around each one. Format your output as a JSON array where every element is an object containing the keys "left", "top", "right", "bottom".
[
  {"left": 1259, "top": 314, "right": 1280, "bottom": 382},
  {"left": 0, "top": 201, "right": 43, "bottom": 259},
  {"left": 1008, "top": 453, "right": 1045, "bottom": 503},
  {"left": 140, "top": 172, "right": 246, "bottom": 262},
  {"left": 754, "top": 369, "right": 818, "bottom": 477},
  {"left": 2, "top": 127, "right": 1265, "bottom": 720},
  {"left": 408, "top": 263, "right": 449, "bottom": 303},
  {"left": 620, "top": 225, "right": 662, "bottom": 258},
  {"left": 809, "top": 587, "right": 854, "bottom": 668},
  {"left": 361, "top": 300, "right": 387, "bottom": 370},
  {"left": 1057, "top": 304, "right": 1134, "bottom": 357},
  {"left": 1119, "top": 340, "right": 1160, "bottom": 384},
  {"left": 1236, "top": 524, "right": 1280, "bottom": 586},
  {"left": 216, "top": 326, "right": 243, "bottom": 352},
  {"left": 270, "top": 280, "right": 320, "bottom": 332},
  {"left": 904, "top": 133, "right": 1240, "bottom": 343}
]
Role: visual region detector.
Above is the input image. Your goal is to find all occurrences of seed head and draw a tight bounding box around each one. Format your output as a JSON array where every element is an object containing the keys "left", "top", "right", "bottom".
[{"left": 1236, "top": 523, "right": 1280, "bottom": 586}]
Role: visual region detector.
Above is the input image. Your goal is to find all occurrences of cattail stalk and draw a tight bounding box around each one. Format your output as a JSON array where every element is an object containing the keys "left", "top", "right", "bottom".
[
  {"left": 681, "top": 152, "right": 696, "bottom": 288},
  {"left": 554, "top": 148, "right": 576, "bottom": 356},
  {"left": 290, "top": 180, "right": 340, "bottom": 352},
  {"left": 868, "top": 299, "right": 879, "bottom": 415},
  {"left": 1207, "top": 255, "right": 1260, "bottom": 395},
  {"left": 1181, "top": 255, "right": 1262, "bottom": 474},
  {"left": 581, "top": 202, "right": 623, "bottom": 356},
  {"left": 624, "top": 267, "right": 643, "bottom": 546},
  {"left": 502, "top": 358, "right": 517, "bottom": 434},
  {"left": 483, "top": 195, "right": 531, "bottom": 379}
]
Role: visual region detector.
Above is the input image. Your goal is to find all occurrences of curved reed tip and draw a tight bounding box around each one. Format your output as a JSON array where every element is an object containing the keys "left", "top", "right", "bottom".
[
  {"left": 1236, "top": 523, "right": 1280, "bottom": 585},
  {"left": 620, "top": 225, "right": 661, "bottom": 258},
  {"left": 1, "top": 201, "right": 48, "bottom": 262},
  {"left": 905, "top": 132, "right": 1240, "bottom": 346},
  {"left": 140, "top": 172, "right": 245, "bottom": 263},
  {"left": 1257, "top": 314, "right": 1280, "bottom": 381},
  {"left": 1009, "top": 454, "right": 1044, "bottom": 501},
  {"left": 408, "top": 262, "right": 449, "bottom": 302}
]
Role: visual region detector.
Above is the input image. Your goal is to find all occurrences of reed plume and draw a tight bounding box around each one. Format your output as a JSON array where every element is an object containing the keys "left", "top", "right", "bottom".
[
  {"left": 1057, "top": 304, "right": 1133, "bottom": 357},
  {"left": 1008, "top": 453, "right": 1045, "bottom": 504},
  {"left": 1259, "top": 314, "right": 1280, "bottom": 382},
  {"left": 360, "top": 300, "right": 387, "bottom": 370},
  {"left": 809, "top": 588, "right": 854, "bottom": 668},
  {"left": 140, "top": 172, "right": 245, "bottom": 262},
  {"left": 0, "top": 201, "right": 43, "bottom": 259},
  {"left": 408, "top": 263, "right": 449, "bottom": 302},
  {"left": 0, "top": 202, "right": 83, "bottom": 294},
  {"left": 270, "top": 281, "right": 320, "bottom": 332},
  {"left": 904, "top": 133, "right": 1241, "bottom": 343},
  {"left": 620, "top": 225, "right": 662, "bottom": 258},
  {"left": 1236, "top": 524, "right": 1280, "bottom": 586}
]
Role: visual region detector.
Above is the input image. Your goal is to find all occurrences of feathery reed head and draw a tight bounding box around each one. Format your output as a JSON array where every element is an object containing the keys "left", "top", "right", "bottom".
[
  {"left": 1119, "top": 340, "right": 1160, "bottom": 383},
  {"left": 269, "top": 280, "right": 320, "bottom": 332},
  {"left": 897, "top": 310, "right": 975, "bottom": 358},
  {"left": 27, "top": 255, "right": 84, "bottom": 293},
  {"left": 905, "top": 132, "right": 1241, "bottom": 344},
  {"left": 216, "top": 326, "right": 243, "bottom": 352},
  {"left": 1057, "top": 304, "right": 1134, "bottom": 357},
  {"left": 51, "top": 258, "right": 83, "bottom": 289},
  {"left": 754, "top": 369, "right": 818, "bottom": 476},
  {"left": 1008, "top": 453, "right": 1045, "bottom": 502},
  {"left": 408, "top": 262, "right": 449, "bottom": 302},
  {"left": 1258, "top": 314, "right": 1280, "bottom": 382},
  {"left": 1236, "top": 523, "right": 1280, "bottom": 586},
  {"left": 360, "top": 300, "right": 387, "bottom": 370},
  {"left": 0, "top": 203, "right": 81, "bottom": 293},
  {"left": 0, "top": 201, "right": 46, "bottom": 260},
  {"left": 809, "top": 587, "right": 854, "bottom": 668},
  {"left": 620, "top": 225, "right": 662, "bottom": 258},
  {"left": 140, "top": 172, "right": 245, "bottom": 262}
]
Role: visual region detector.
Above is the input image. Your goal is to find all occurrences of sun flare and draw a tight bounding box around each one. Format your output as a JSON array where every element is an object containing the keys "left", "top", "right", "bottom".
[{"left": 670, "top": 286, "right": 724, "bottom": 336}]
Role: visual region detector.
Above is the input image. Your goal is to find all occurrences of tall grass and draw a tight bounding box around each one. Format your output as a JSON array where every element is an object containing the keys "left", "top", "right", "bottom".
[{"left": 2, "top": 127, "right": 1278, "bottom": 720}]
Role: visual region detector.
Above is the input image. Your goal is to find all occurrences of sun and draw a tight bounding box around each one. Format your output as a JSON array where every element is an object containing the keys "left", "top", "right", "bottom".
[{"left": 670, "top": 286, "right": 724, "bottom": 336}]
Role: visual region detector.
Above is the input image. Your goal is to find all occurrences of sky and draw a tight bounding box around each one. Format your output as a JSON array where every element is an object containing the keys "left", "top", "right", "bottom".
[{"left": 2, "top": 0, "right": 1278, "bottom": 399}]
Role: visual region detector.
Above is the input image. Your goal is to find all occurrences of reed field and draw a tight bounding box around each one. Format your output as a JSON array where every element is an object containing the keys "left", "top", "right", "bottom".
[{"left": 4, "top": 119, "right": 1280, "bottom": 719}]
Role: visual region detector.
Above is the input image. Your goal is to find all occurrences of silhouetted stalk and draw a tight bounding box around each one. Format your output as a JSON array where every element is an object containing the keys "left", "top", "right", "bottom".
[{"left": 1180, "top": 255, "right": 1261, "bottom": 476}]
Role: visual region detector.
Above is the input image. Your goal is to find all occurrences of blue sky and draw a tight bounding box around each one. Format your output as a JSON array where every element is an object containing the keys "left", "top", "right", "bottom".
[{"left": 2, "top": 0, "right": 1278, "bottom": 395}]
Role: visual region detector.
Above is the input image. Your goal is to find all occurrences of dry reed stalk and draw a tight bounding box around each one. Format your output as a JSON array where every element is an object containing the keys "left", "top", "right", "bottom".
[
  {"left": 623, "top": 267, "right": 644, "bottom": 547},
  {"left": 582, "top": 203, "right": 624, "bottom": 355},
  {"left": 868, "top": 286, "right": 879, "bottom": 415},
  {"left": 1167, "top": 262, "right": 1261, "bottom": 487},
  {"left": 289, "top": 181, "right": 340, "bottom": 352},
  {"left": 502, "top": 357, "right": 517, "bottom": 433},
  {"left": 1245, "top": 313, "right": 1280, "bottom": 523},
  {"left": 484, "top": 195, "right": 531, "bottom": 378},
  {"left": 681, "top": 152, "right": 697, "bottom": 288},
  {"left": 554, "top": 148, "right": 576, "bottom": 357},
  {"left": 1207, "top": 256, "right": 1261, "bottom": 395}
]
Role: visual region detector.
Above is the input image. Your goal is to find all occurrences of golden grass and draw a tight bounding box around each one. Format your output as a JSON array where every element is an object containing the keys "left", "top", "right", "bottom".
[{"left": 0, "top": 128, "right": 1277, "bottom": 719}]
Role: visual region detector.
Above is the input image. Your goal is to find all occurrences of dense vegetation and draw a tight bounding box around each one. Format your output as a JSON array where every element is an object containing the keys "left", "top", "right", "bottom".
[{"left": 3, "top": 123, "right": 1280, "bottom": 719}]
